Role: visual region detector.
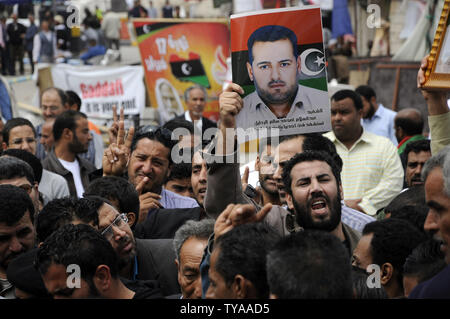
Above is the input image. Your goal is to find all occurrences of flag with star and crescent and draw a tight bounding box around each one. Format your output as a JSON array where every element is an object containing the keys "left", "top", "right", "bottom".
[
  {"left": 132, "top": 18, "right": 230, "bottom": 123},
  {"left": 230, "top": 6, "right": 329, "bottom": 96},
  {"left": 230, "top": 6, "right": 331, "bottom": 140}
]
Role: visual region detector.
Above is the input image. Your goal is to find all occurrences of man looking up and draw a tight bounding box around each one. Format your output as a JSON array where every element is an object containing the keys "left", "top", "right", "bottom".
[
  {"left": 42, "top": 110, "right": 95, "bottom": 198},
  {"left": 355, "top": 85, "right": 397, "bottom": 146},
  {"left": 324, "top": 89, "right": 403, "bottom": 215}
]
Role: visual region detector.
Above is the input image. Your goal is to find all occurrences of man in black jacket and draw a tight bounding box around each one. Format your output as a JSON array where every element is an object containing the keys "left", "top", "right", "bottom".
[{"left": 6, "top": 13, "right": 26, "bottom": 75}]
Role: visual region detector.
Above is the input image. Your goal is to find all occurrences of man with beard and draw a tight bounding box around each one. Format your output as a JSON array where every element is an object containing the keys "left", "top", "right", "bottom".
[
  {"left": 403, "top": 140, "right": 431, "bottom": 189},
  {"left": 355, "top": 85, "right": 397, "bottom": 146},
  {"left": 205, "top": 84, "right": 375, "bottom": 233},
  {"left": 0, "top": 185, "right": 36, "bottom": 298},
  {"left": 243, "top": 138, "right": 281, "bottom": 207},
  {"left": 236, "top": 25, "right": 329, "bottom": 134},
  {"left": 409, "top": 146, "right": 450, "bottom": 298},
  {"left": 42, "top": 110, "right": 96, "bottom": 198},
  {"left": 281, "top": 150, "right": 360, "bottom": 255}
]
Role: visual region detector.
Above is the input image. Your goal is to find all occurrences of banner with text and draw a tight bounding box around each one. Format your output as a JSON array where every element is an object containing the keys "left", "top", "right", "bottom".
[
  {"left": 50, "top": 64, "right": 145, "bottom": 127},
  {"left": 132, "top": 18, "right": 230, "bottom": 124}
]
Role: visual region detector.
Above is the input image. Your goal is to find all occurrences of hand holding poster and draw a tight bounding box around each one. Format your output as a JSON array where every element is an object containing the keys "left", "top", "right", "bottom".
[{"left": 230, "top": 6, "right": 331, "bottom": 142}]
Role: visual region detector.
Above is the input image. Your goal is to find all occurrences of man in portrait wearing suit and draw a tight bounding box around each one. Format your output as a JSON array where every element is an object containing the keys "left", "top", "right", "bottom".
[{"left": 174, "top": 85, "right": 217, "bottom": 142}]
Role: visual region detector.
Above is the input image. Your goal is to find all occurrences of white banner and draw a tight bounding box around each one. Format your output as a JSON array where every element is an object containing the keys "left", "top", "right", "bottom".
[{"left": 50, "top": 64, "right": 145, "bottom": 126}]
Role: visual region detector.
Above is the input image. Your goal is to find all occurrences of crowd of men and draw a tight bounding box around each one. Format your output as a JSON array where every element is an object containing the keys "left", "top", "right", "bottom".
[{"left": 0, "top": 51, "right": 449, "bottom": 300}]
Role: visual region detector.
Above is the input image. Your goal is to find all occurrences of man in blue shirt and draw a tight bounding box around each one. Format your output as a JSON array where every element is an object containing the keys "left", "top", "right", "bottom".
[
  {"left": 355, "top": 85, "right": 397, "bottom": 146},
  {"left": 80, "top": 39, "right": 106, "bottom": 65}
]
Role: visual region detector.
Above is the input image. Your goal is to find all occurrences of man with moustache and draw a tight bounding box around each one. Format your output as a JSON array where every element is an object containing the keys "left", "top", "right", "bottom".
[
  {"left": 0, "top": 185, "right": 36, "bottom": 298},
  {"left": 236, "top": 25, "right": 329, "bottom": 135},
  {"left": 205, "top": 83, "right": 375, "bottom": 234},
  {"left": 355, "top": 85, "right": 397, "bottom": 146},
  {"left": 403, "top": 140, "right": 431, "bottom": 189},
  {"left": 42, "top": 110, "right": 95, "bottom": 198},
  {"left": 281, "top": 150, "right": 361, "bottom": 254},
  {"left": 96, "top": 198, "right": 179, "bottom": 296},
  {"left": 103, "top": 126, "right": 198, "bottom": 224},
  {"left": 409, "top": 146, "right": 450, "bottom": 298}
]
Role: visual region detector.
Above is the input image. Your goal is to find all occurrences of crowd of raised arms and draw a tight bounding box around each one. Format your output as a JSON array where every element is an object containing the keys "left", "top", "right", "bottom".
[{"left": 0, "top": 41, "right": 450, "bottom": 301}]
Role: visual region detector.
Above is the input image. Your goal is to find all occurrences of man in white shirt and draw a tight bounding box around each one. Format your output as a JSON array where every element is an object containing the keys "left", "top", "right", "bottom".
[
  {"left": 355, "top": 85, "right": 398, "bottom": 146},
  {"left": 32, "top": 19, "right": 57, "bottom": 64},
  {"left": 42, "top": 110, "right": 96, "bottom": 198}
]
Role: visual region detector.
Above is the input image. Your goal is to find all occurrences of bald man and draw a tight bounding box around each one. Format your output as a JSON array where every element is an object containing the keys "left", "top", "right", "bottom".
[{"left": 394, "top": 108, "right": 426, "bottom": 155}]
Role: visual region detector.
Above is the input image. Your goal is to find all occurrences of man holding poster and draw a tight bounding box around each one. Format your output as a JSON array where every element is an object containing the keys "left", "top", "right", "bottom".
[{"left": 236, "top": 24, "right": 330, "bottom": 134}]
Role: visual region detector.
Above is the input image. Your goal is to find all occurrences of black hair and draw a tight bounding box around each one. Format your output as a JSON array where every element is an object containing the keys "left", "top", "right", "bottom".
[
  {"left": 36, "top": 224, "right": 120, "bottom": 291},
  {"left": 41, "top": 87, "right": 68, "bottom": 106},
  {"left": 130, "top": 127, "right": 177, "bottom": 164},
  {"left": 302, "top": 133, "right": 343, "bottom": 171},
  {"left": 395, "top": 114, "right": 424, "bottom": 136},
  {"left": 2, "top": 148, "right": 43, "bottom": 183},
  {"left": 266, "top": 230, "right": 353, "bottom": 299},
  {"left": 404, "top": 139, "right": 431, "bottom": 162},
  {"left": 0, "top": 184, "right": 35, "bottom": 225},
  {"left": 282, "top": 150, "right": 341, "bottom": 196},
  {"left": 403, "top": 239, "right": 447, "bottom": 283},
  {"left": 247, "top": 25, "right": 298, "bottom": 65},
  {"left": 65, "top": 90, "right": 82, "bottom": 110},
  {"left": 351, "top": 266, "right": 388, "bottom": 299},
  {"left": 53, "top": 110, "right": 87, "bottom": 142},
  {"left": 84, "top": 177, "right": 139, "bottom": 228},
  {"left": 331, "top": 89, "right": 364, "bottom": 111},
  {"left": 362, "top": 218, "right": 427, "bottom": 288},
  {"left": 166, "top": 162, "right": 192, "bottom": 182},
  {"left": 384, "top": 185, "right": 426, "bottom": 215},
  {"left": 3, "top": 117, "right": 36, "bottom": 144},
  {"left": 213, "top": 223, "right": 281, "bottom": 299},
  {"left": 163, "top": 118, "right": 195, "bottom": 135},
  {"left": 0, "top": 155, "right": 36, "bottom": 184},
  {"left": 36, "top": 196, "right": 100, "bottom": 243},
  {"left": 389, "top": 205, "right": 429, "bottom": 235},
  {"left": 355, "top": 85, "right": 376, "bottom": 100}
]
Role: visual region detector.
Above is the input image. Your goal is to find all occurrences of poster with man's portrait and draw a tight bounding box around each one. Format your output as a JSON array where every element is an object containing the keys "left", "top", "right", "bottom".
[{"left": 230, "top": 7, "right": 331, "bottom": 142}]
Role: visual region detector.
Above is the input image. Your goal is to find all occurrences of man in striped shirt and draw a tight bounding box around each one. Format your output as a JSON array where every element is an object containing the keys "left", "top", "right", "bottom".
[{"left": 324, "top": 90, "right": 404, "bottom": 216}]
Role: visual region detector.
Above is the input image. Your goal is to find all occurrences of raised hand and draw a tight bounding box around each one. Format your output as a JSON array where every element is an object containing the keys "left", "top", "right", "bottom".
[
  {"left": 135, "top": 176, "right": 163, "bottom": 224},
  {"left": 103, "top": 107, "right": 135, "bottom": 176},
  {"left": 214, "top": 203, "right": 272, "bottom": 239},
  {"left": 219, "top": 82, "right": 244, "bottom": 129}
]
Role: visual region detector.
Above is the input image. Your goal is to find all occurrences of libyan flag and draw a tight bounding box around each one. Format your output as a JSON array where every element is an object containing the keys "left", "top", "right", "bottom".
[{"left": 169, "top": 53, "right": 210, "bottom": 88}]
